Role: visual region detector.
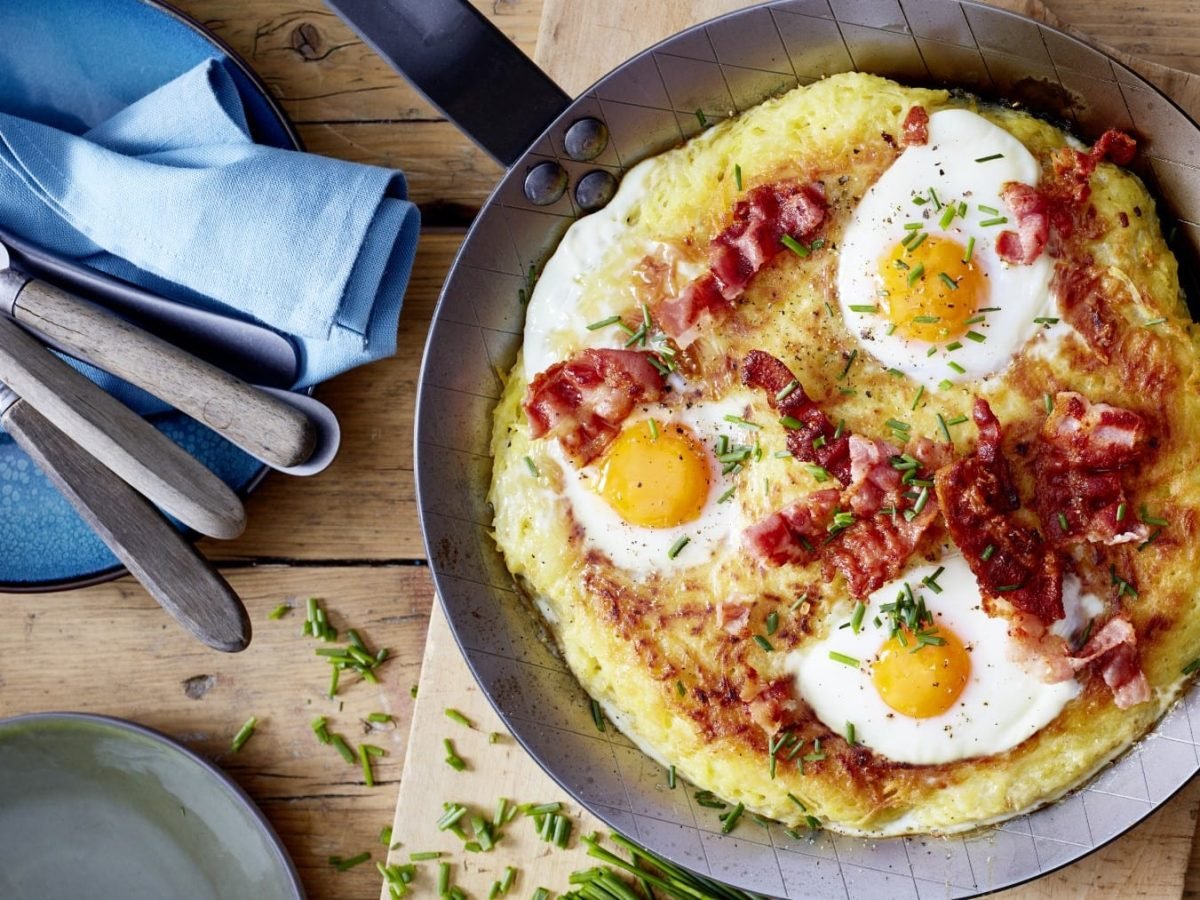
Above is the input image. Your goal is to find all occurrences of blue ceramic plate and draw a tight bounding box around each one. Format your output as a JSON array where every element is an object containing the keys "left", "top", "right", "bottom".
[
  {"left": 0, "top": 0, "right": 299, "bottom": 589},
  {"left": 0, "top": 713, "right": 304, "bottom": 899}
]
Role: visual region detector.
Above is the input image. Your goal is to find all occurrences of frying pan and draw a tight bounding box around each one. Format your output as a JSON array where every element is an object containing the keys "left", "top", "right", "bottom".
[{"left": 329, "top": 2, "right": 1200, "bottom": 896}]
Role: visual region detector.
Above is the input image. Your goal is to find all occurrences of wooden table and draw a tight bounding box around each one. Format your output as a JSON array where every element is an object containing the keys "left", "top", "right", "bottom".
[{"left": 0, "top": 2, "right": 1197, "bottom": 898}]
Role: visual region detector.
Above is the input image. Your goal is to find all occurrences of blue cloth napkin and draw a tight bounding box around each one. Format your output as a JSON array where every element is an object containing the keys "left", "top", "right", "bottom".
[{"left": 0, "top": 58, "right": 420, "bottom": 407}]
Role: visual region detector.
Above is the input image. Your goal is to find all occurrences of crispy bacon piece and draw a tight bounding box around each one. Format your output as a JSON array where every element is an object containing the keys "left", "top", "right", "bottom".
[
  {"left": 996, "top": 182, "right": 1050, "bottom": 265},
  {"left": 824, "top": 502, "right": 939, "bottom": 598},
  {"left": 1053, "top": 262, "right": 1119, "bottom": 361},
  {"left": 935, "top": 399, "right": 1065, "bottom": 624},
  {"left": 1034, "top": 392, "right": 1149, "bottom": 546},
  {"left": 743, "top": 488, "right": 840, "bottom": 567},
  {"left": 901, "top": 105, "right": 929, "bottom": 146},
  {"left": 657, "top": 181, "right": 827, "bottom": 343},
  {"left": 740, "top": 350, "right": 850, "bottom": 483},
  {"left": 844, "top": 435, "right": 902, "bottom": 517},
  {"left": 746, "top": 678, "right": 800, "bottom": 737},
  {"left": 716, "top": 601, "right": 753, "bottom": 638},
  {"left": 1067, "top": 615, "right": 1151, "bottom": 708},
  {"left": 523, "top": 348, "right": 665, "bottom": 465}
]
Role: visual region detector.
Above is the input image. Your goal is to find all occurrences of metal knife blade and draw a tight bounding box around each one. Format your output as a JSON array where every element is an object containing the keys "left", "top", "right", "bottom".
[
  {"left": 0, "top": 313, "right": 245, "bottom": 539},
  {"left": 0, "top": 382, "right": 250, "bottom": 652},
  {"left": 0, "top": 241, "right": 318, "bottom": 470}
]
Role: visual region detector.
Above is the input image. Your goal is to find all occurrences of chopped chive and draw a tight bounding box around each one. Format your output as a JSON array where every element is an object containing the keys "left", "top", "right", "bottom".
[
  {"left": 885, "top": 418, "right": 911, "bottom": 432},
  {"left": 361, "top": 748, "right": 376, "bottom": 787},
  {"left": 812, "top": 238, "right": 825, "bottom": 250},
  {"left": 312, "top": 716, "right": 332, "bottom": 744},
  {"left": 805, "top": 464, "right": 830, "bottom": 483},
  {"left": 1140, "top": 505, "right": 1169, "bottom": 527},
  {"left": 1058, "top": 511, "right": 1070, "bottom": 532},
  {"left": 946, "top": 341, "right": 963, "bottom": 351},
  {"left": 1184, "top": 659, "right": 1200, "bottom": 676},
  {"left": 939, "top": 205, "right": 956, "bottom": 229},
  {"left": 444, "top": 708, "right": 473, "bottom": 729},
  {"left": 958, "top": 201, "right": 967, "bottom": 216},
  {"left": 268, "top": 603, "right": 290, "bottom": 620},
  {"left": 781, "top": 234, "right": 810, "bottom": 257},
  {"left": 840, "top": 349, "right": 858, "bottom": 379},
  {"left": 977, "top": 204, "right": 999, "bottom": 214},
  {"left": 981, "top": 544, "right": 996, "bottom": 561},
  {"left": 904, "top": 222, "right": 923, "bottom": 231},
  {"left": 1034, "top": 316, "right": 1059, "bottom": 325},
  {"left": 912, "top": 486, "right": 930, "bottom": 515},
  {"left": 937, "top": 413, "right": 951, "bottom": 442},
  {"left": 995, "top": 583, "right": 1024, "bottom": 593},
  {"left": 766, "top": 611, "right": 780, "bottom": 636},
  {"left": 946, "top": 414, "right": 968, "bottom": 426},
  {"left": 1116, "top": 502, "right": 1127, "bottom": 522},
  {"left": 834, "top": 418, "right": 846, "bottom": 439},
  {"left": 332, "top": 851, "right": 371, "bottom": 872},
  {"left": 780, "top": 415, "right": 804, "bottom": 430},
  {"left": 912, "top": 315, "right": 941, "bottom": 324},
  {"left": 965, "top": 330, "right": 986, "bottom": 343},
  {"left": 734, "top": 163, "right": 743, "bottom": 190},
  {"left": 443, "top": 738, "right": 466, "bottom": 771},
  {"left": 523, "top": 456, "right": 539, "bottom": 477},
  {"left": 975, "top": 153, "right": 1004, "bottom": 162},
  {"left": 938, "top": 272, "right": 959, "bottom": 291},
  {"left": 894, "top": 258, "right": 911, "bottom": 270},
  {"left": 907, "top": 232, "right": 929, "bottom": 253},
  {"left": 667, "top": 764, "right": 677, "bottom": 790},
  {"left": 979, "top": 216, "right": 1008, "bottom": 227},
  {"left": 829, "top": 651, "right": 860, "bottom": 667},
  {"left": 850, "top": 601, "right": 866, "bottom": 634},
  {"left": 849, "top": 304, "right": 879, "bottom": 313},
  {"left": 1043, "top": 393, "right": 1054, "bottom": 415},
  {"left": 438, "top": 862, "right": 452, "bottom": 895},
  {"left": 586, "top": 314, "right": 622, "bottom": 331},
  {"left": 845, "top": 722, "right": 856, "bottom": 746},
  {"left": 965, "top": 315, "right": 986, "bottom": 325},
  {"left": 647, "top": 418, "right": 659, "bottom": 442},
  {"left": 724, "top": 414, "right": 762, "bottom": 430},
  {"left": 590, "top": 698, "right": 606, "bottom": 732},
  {"left": 962, "top": 236, "right": 975, "bottom": 262},
  {"left": 721, "top": 802, "right": 745, "bottom": 834},
  {"left": 911, "top": 385, "right": 924, "bottom": 411},
  {"left": 1144, "top": 316, "right": 1168, "bottom": 327},
  {"left": 1138, "top": 528, "right": 1163, "bottom": 551},
  {"left": 775, "top": 379, "right": 800, "bottom": 403},
  {"left": 901, "top": 229, "right": 920, "bottom": 247},
  {"left": 928, "top": 187, "right": 941, "bottom": 209},
  {"left": 695, "top": 109, "right": 707, "bottom": 128},
  {"left": 717, "top": 486, "right": 736, "bottom": 503},
  {"left": 947, "top": 361, "right": 966, "bottom": 374},
  {"left": 907, "top": 262, "right": 925, "bottom": 285},
  {"left": 912, "top": 194, "right": 927, "bottom": 205},
  {"left": 753, "top": 635, "right": 774, "bottom": 652},
  {"left": 231, "top": 716, "right": 258, "bottom": 753},
  {"left": 938, "top": 379, "right": 953, "bottom": 391},
  {"left": 667, "top": 535, "right": 690, "bottom": 559},
  {"left": 332, "top": 733, "right": 356, "bottom": 764},
  {"left": 410, "top": 850, "right": 442, "bottom": 861}
]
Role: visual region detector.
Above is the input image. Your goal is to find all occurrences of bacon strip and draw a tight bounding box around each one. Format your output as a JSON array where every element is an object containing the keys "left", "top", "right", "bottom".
[
  {"left": 740, "top": 350, "right": 850, "bottom": 483},
  {"left": 996, "top": 181, "right": 1050, "bottom": 266},
  {"left": 1053, "top": 262, "right": 1119, "bottom": 361},
  {"left": 1034, "top": 392, "right": 1149, "bottom": 546},
  {"left": 1067, "top": 615, "right": 1151, "bottom": 709},
  {"left": 935, "top": 399, "right": 1065, "bottom": 624},
  {"left": 901, "top": 105, "right": 929, "bottom": 146},
  {"left": 743, "top": 488, "right": 840, "bottom": 566},
  {"left": 824, "top": 502, "right": 939, "bottom": 598},
  {"left": 657, "top": 181, "right": 827, "bottom": 344},
  {"left": 523, "top": 348, "right": 665, "bottom": 465}
]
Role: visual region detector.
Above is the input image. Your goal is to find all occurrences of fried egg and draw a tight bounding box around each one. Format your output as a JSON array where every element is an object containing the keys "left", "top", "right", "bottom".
[
  {"left": 837, "top": 109, "right": 1055, "bottom": 386},
  {"left": 546, "top": 393, "right": 756, "bottom": 577},
  {"left": 790, "top": 556, "right": 1085, "bottom": 765}
]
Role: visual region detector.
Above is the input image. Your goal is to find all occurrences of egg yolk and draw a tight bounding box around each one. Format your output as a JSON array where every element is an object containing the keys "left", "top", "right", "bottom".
[
  {"left": 871, "top": 625, "right": 971, "bottom": 718},
  {"left": 879, "top": 237, "right": 986, "bottom": 342},
  {"left": 595, "top": 423, "right": 711, "bottom": 527}
]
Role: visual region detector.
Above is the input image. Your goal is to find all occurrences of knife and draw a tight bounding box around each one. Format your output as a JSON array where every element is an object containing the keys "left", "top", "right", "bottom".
[
  {"left": 0, "top": 242, "right": 318, "bottom": 470},
  {"left": 0, "top": 382, "right": 250, "bottom": 651},
  {"left": 0, "top": 313, "right": 245, "bottom": 539}
]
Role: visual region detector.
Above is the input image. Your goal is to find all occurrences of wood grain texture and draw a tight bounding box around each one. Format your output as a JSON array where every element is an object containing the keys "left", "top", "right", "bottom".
[
  {"left": 0, "top": 315, "right": 246, "bottom": 539},
  {"left": 15, "top": 280, "right": 317, "bottom": 469},
  {"left": 4, "top": 400, "right": 250, "bottom": 652}
]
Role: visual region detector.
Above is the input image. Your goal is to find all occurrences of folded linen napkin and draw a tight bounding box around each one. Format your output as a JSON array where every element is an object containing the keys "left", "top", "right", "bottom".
[{"left": 0, "top": 57, "right": 420, "bottom": 410}]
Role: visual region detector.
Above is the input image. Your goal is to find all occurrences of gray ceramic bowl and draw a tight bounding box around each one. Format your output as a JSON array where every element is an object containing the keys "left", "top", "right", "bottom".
[{"left": 0, "top": 713, "right": 303, "bottom": 900}]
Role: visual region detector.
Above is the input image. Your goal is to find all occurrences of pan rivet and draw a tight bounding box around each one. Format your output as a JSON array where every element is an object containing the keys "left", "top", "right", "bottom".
[
  {"left": 564, "top": 118, "right": 609, "bottom": 161},
  {"left": 524, "top": 161, "right": 568, "bottom": 206},
  {"left": 575, "top": 170, "right": 618, "bottom": 212}
]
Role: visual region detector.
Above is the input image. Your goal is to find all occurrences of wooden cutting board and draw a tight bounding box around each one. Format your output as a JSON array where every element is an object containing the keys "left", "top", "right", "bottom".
[{"left": 385, "top": 2, "right": 1200, "bottom": 897}]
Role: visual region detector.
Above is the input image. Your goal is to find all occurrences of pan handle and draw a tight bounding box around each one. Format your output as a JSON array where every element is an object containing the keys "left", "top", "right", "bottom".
[{"left": 324, "top": 0, "right": 571, "bottom": 167}]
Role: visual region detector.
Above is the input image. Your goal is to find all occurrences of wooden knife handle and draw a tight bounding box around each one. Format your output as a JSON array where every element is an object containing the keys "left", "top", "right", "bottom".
[
  {"left": 13, "top": 279, "right": 317, "bottom": 469},
  {"left": 0, "top": 315, "right": 245, "bottom": 539},
  {"left": 4, "top": 399, "right": 251, "bottom": 652}
]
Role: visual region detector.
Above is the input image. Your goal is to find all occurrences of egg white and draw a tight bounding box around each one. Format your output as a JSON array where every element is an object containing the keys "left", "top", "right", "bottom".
[
  {"left": 837, "top": 109, "right": 1055, "bottom": 386},
  {"left": 788, "top": 556, "right": 1087, "bottom": 765}
]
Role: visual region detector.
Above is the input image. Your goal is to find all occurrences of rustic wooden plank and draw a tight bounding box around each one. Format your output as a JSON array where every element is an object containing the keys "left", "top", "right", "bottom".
[
  {"left": 1046, "top": 1, "right": 1200, "bottom": 73},
  {"left": 0, "top": 564, "right": 434, "bottom": 900}
]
